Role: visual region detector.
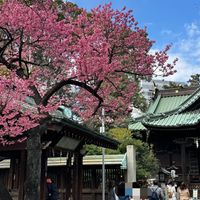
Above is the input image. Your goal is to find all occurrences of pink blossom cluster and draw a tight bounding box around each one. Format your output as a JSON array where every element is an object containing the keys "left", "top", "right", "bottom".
[{"left": 0, "top": 0, "right": 176, "bottom": 142}]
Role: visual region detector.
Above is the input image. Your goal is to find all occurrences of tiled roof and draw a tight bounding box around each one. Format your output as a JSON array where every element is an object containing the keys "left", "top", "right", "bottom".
[
  {"left": 129, "top": 87, "right": 200, "bottom": 130},
  {"left": 152, "top": 95, "right": 189, "bottom": 114},
  {"left": 128, "top": 121, "right": 147, "bottom": 131},
  {"left": 0, "top": 154, "right": 127, "bottom": 169},
  {"left": 147, "top": 88, "right": 195, "bottom": 114},
  {"left": 176, "top": 88, "right": 200, "bottom": 113},
  {"left": 143, "top": 110, "right": 200, "bottom": 128}
]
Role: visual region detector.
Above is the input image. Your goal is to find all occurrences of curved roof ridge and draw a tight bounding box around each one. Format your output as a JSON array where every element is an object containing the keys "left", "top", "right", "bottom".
[
  {"left": 143, "top": 111, "right": 200, "bottom": 128},
  {"left": 142, "top": 87, "right": 200, "bottom": 127},
  {"left": 146, "top": 87, "right": 200, "bottom": 118},
  {"left": 129, "top": 87, "right": 200, "bottom": 131},
  {"left": 176, "top": 87, "right": 200, "bottom": 113}
]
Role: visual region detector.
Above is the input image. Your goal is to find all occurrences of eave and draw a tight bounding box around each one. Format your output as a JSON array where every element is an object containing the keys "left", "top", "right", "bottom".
[
  {"left": 129, "top": 87, "right": 200, "bottom": 131},
  {"left": 46, "top": 118, "right": 120, "bottom": 150}
]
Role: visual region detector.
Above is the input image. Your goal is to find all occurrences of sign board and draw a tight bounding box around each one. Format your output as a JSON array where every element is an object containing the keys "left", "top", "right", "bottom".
[{"left": 193, "top": 189, "right": 198, "bottom": 199}]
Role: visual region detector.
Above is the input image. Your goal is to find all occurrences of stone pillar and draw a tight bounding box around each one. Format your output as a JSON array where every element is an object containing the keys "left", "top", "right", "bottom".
[{"left": 126, "top": 145, "right": 136, "bottom": 182}]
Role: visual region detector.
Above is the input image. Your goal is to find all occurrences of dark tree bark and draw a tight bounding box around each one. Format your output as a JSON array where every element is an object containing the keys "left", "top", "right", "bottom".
[
  {"left": 24, "top": 127, "right": 42, "bottom": 200},
  {"left": 0, "top": 182, "right": 13, "bottom": 200}
]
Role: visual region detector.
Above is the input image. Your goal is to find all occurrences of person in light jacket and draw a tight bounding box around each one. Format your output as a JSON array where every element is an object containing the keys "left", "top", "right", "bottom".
[
  {"left": 167, "top": 181, "right": 177, "bottom": 200},
  {"left": 177, "top": 182, "right": 190, "bottom": 200}
]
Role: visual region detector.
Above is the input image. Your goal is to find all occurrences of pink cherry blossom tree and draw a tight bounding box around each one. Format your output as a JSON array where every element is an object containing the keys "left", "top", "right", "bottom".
[{"left": 0, "top": 0, "right": 176, "bottom": 199}]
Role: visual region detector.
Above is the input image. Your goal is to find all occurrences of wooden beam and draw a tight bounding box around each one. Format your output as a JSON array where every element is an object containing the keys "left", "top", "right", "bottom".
[{"left": 0, "top": 143, "right": 26, "bottom": 151}]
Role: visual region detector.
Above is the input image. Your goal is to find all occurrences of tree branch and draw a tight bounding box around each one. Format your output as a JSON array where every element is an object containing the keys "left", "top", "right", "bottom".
[
  {"left": 18, "top": 29, "right": 24, "bottom": 69},
  {"left": 0, "top": 27, "right": 13, "bottom": 57},
  {"left": 41, "top": 79, "right": 103, "bottom": 106}
]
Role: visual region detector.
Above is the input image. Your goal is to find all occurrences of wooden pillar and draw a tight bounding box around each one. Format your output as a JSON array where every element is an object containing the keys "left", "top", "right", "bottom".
[
  {"left": 72, "top": 153, "right": 83, "bottom": 200},
  {"left": 15, "top": 159, "right": 20, "bottom": 189},
  {"left": 40, "top": 150, "right": 48, "bottom": 200},
  {"left": 181, "top": 143, "right": 186, "bottom": 182},
  {"left": 91, "top": 167, "right": 97, "bottom": 199},
  {"left": 8, "top": 158, "right": 16, "bottom": 190},
  {"left": 91, "top": 167, "right": 97, "bottom": 188},
  {"left": 72, "top": 153, "right": 78, "bottom": 200},
  {"left": 78, "top": 154, "right": 83, "bottom": 200},
  {"left": 59, "top": 167, "right": 65, "bottom": 200},
  {"left": 174, "top": 139, "right": 187, "bottom": 182},
  {"left": 18, "top": 150, "right": 26, "bottom": 200},
  {"left": 65, "top": 153, "right": 72, "bottom": 200}
]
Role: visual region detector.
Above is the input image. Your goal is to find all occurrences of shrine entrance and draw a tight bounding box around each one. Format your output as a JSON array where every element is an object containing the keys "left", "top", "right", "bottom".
[{"left": 0, "top": 118, "right": 119, "bottom": 200}]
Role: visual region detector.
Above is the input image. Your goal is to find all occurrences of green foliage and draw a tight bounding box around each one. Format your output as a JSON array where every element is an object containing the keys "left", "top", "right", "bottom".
[
  {"left": 108, "top": 128, "right": 134, "bottom": 153},
  {"left": 162, "top": 74, "right": 200, "bottom": 89},
  {"left": 86, "top": 127, "right": 159, "bottom": 180},
  {"left": 187, "top": 74, "right": 200, "bottom": 87},
  {"left": 163, "top": 82, "right": 186, "bottom": 89},
  {"left": 85, "top": 144, "right": 102, "bottom": 155},
  {"left": 132, "top": 86, "right": 148, "bottom": 112},
  {"left": 133, "top": 139, "right": 159, "bottom": 180}
]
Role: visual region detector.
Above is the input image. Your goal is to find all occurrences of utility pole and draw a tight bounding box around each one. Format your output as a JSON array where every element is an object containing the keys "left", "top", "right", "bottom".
[{"left": 100, "top": 108, "right": 105, "bottom": 200}]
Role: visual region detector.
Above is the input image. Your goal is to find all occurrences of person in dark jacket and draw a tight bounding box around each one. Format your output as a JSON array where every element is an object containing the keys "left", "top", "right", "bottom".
[
  {"left": 148, "top": 180, "right": 164, "bottom": 200},
  {"left": 107, "top": 180, "right": 119, "bottom": 200},
  {"left": 46, "top": 178, "right": 59, "bottom": 200}
]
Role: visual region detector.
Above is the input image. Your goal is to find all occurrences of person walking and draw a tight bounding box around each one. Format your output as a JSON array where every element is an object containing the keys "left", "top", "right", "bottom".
[
  {"left": 107, "top": 180, "right": 119, "bottom": 200},
  {"left": 177, "top": 182, "right": 190, "bottom": 200},
  {"left": 167, "top": 181, "right": 177, "bottom": 200},
  {"left": 160, "top": 182, "right": 168, "bottom": 200},
  {"left": 148, "top": 180, "right": 164, "bottom": 200},
  {"left": 46, "top": 177, "right": 59, "bottom": 200}
]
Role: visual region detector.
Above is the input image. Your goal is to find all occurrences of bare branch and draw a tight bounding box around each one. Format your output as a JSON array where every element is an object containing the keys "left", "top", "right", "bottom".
[{"left": 41, "top": 79, "right": 103, "bottom": 106}]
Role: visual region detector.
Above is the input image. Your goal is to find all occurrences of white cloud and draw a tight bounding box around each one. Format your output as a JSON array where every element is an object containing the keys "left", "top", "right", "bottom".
[
  {"left": 159, "top": 22, "right": 200, "bottom": 83},
  {"left": 185, "top": 22, "right": 200, "bottom": 37},
  {"left": 178, "top": 36, "right": 200, "bottom": 62},
  {"left": 163, "top": 53, "right": 197, "bottom": 83},
  {"left": 150, "top": 48, "right": 197, "bottom": 83},
  {"left": 176, "top": 22, "right": 200, "bottom": 61}
]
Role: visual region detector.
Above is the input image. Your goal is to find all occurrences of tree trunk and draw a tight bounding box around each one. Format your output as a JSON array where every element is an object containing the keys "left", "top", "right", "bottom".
[
  {"left": 0, "top": 182, "right": 13, "bottom": 200},
  {"left": 24, "top": 127, "right": 42, "bottom": 200}
]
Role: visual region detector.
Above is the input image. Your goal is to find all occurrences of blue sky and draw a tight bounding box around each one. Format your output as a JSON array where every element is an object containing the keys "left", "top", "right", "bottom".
[{"left": 69, "top": 0, "right": 200, "bottom": 83}]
